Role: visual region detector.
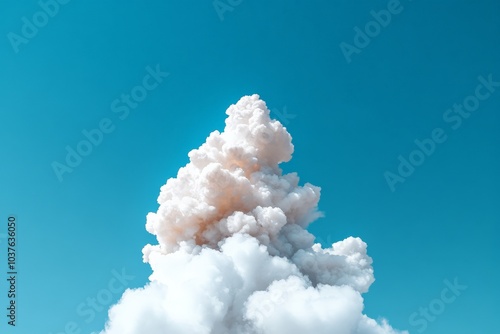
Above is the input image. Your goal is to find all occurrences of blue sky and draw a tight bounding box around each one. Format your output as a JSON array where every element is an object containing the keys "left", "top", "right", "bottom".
[{"left": 0, "top": 0, "right": 499, "bottom": 333}]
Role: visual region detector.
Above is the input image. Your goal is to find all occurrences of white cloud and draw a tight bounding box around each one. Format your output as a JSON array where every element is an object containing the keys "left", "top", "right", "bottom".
[{"left": 100, "top": 94, "right": 407, "bottom": 334}]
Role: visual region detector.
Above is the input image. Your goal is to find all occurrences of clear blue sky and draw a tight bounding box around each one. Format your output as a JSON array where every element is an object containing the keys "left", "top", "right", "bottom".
[{"left": 0, "top": 1, "right": 498, "bottom": 333}]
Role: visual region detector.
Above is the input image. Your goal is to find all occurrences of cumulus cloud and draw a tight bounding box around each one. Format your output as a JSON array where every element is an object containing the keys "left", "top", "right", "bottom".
[{"left": 100, "top": 94, "right": 407, "bottom": 334}]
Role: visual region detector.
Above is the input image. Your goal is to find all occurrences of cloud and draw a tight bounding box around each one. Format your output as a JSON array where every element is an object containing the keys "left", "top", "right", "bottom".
[{"left": 100, "top": 94, "right": 407, "bottom": 334}]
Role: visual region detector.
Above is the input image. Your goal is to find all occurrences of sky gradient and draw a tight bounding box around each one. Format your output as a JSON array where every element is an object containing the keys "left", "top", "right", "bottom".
[{"left": 0, "top": 1, "right": 499, "bottom": 333}]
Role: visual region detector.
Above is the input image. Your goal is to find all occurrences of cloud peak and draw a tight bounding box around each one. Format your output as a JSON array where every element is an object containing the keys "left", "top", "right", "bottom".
[{"left": 100, "top": 94, "right": 407, "bottom": 334}]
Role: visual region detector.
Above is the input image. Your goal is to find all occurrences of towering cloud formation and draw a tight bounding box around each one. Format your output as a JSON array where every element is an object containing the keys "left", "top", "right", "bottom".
[{"left": 100, "top": 95, "right": 407, "bottom": 334}]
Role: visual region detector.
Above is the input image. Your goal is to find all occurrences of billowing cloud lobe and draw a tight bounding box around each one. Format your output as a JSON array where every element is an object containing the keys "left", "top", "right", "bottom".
[{"left": 100, "top": 95, "right": 407, "bottom": 334}]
